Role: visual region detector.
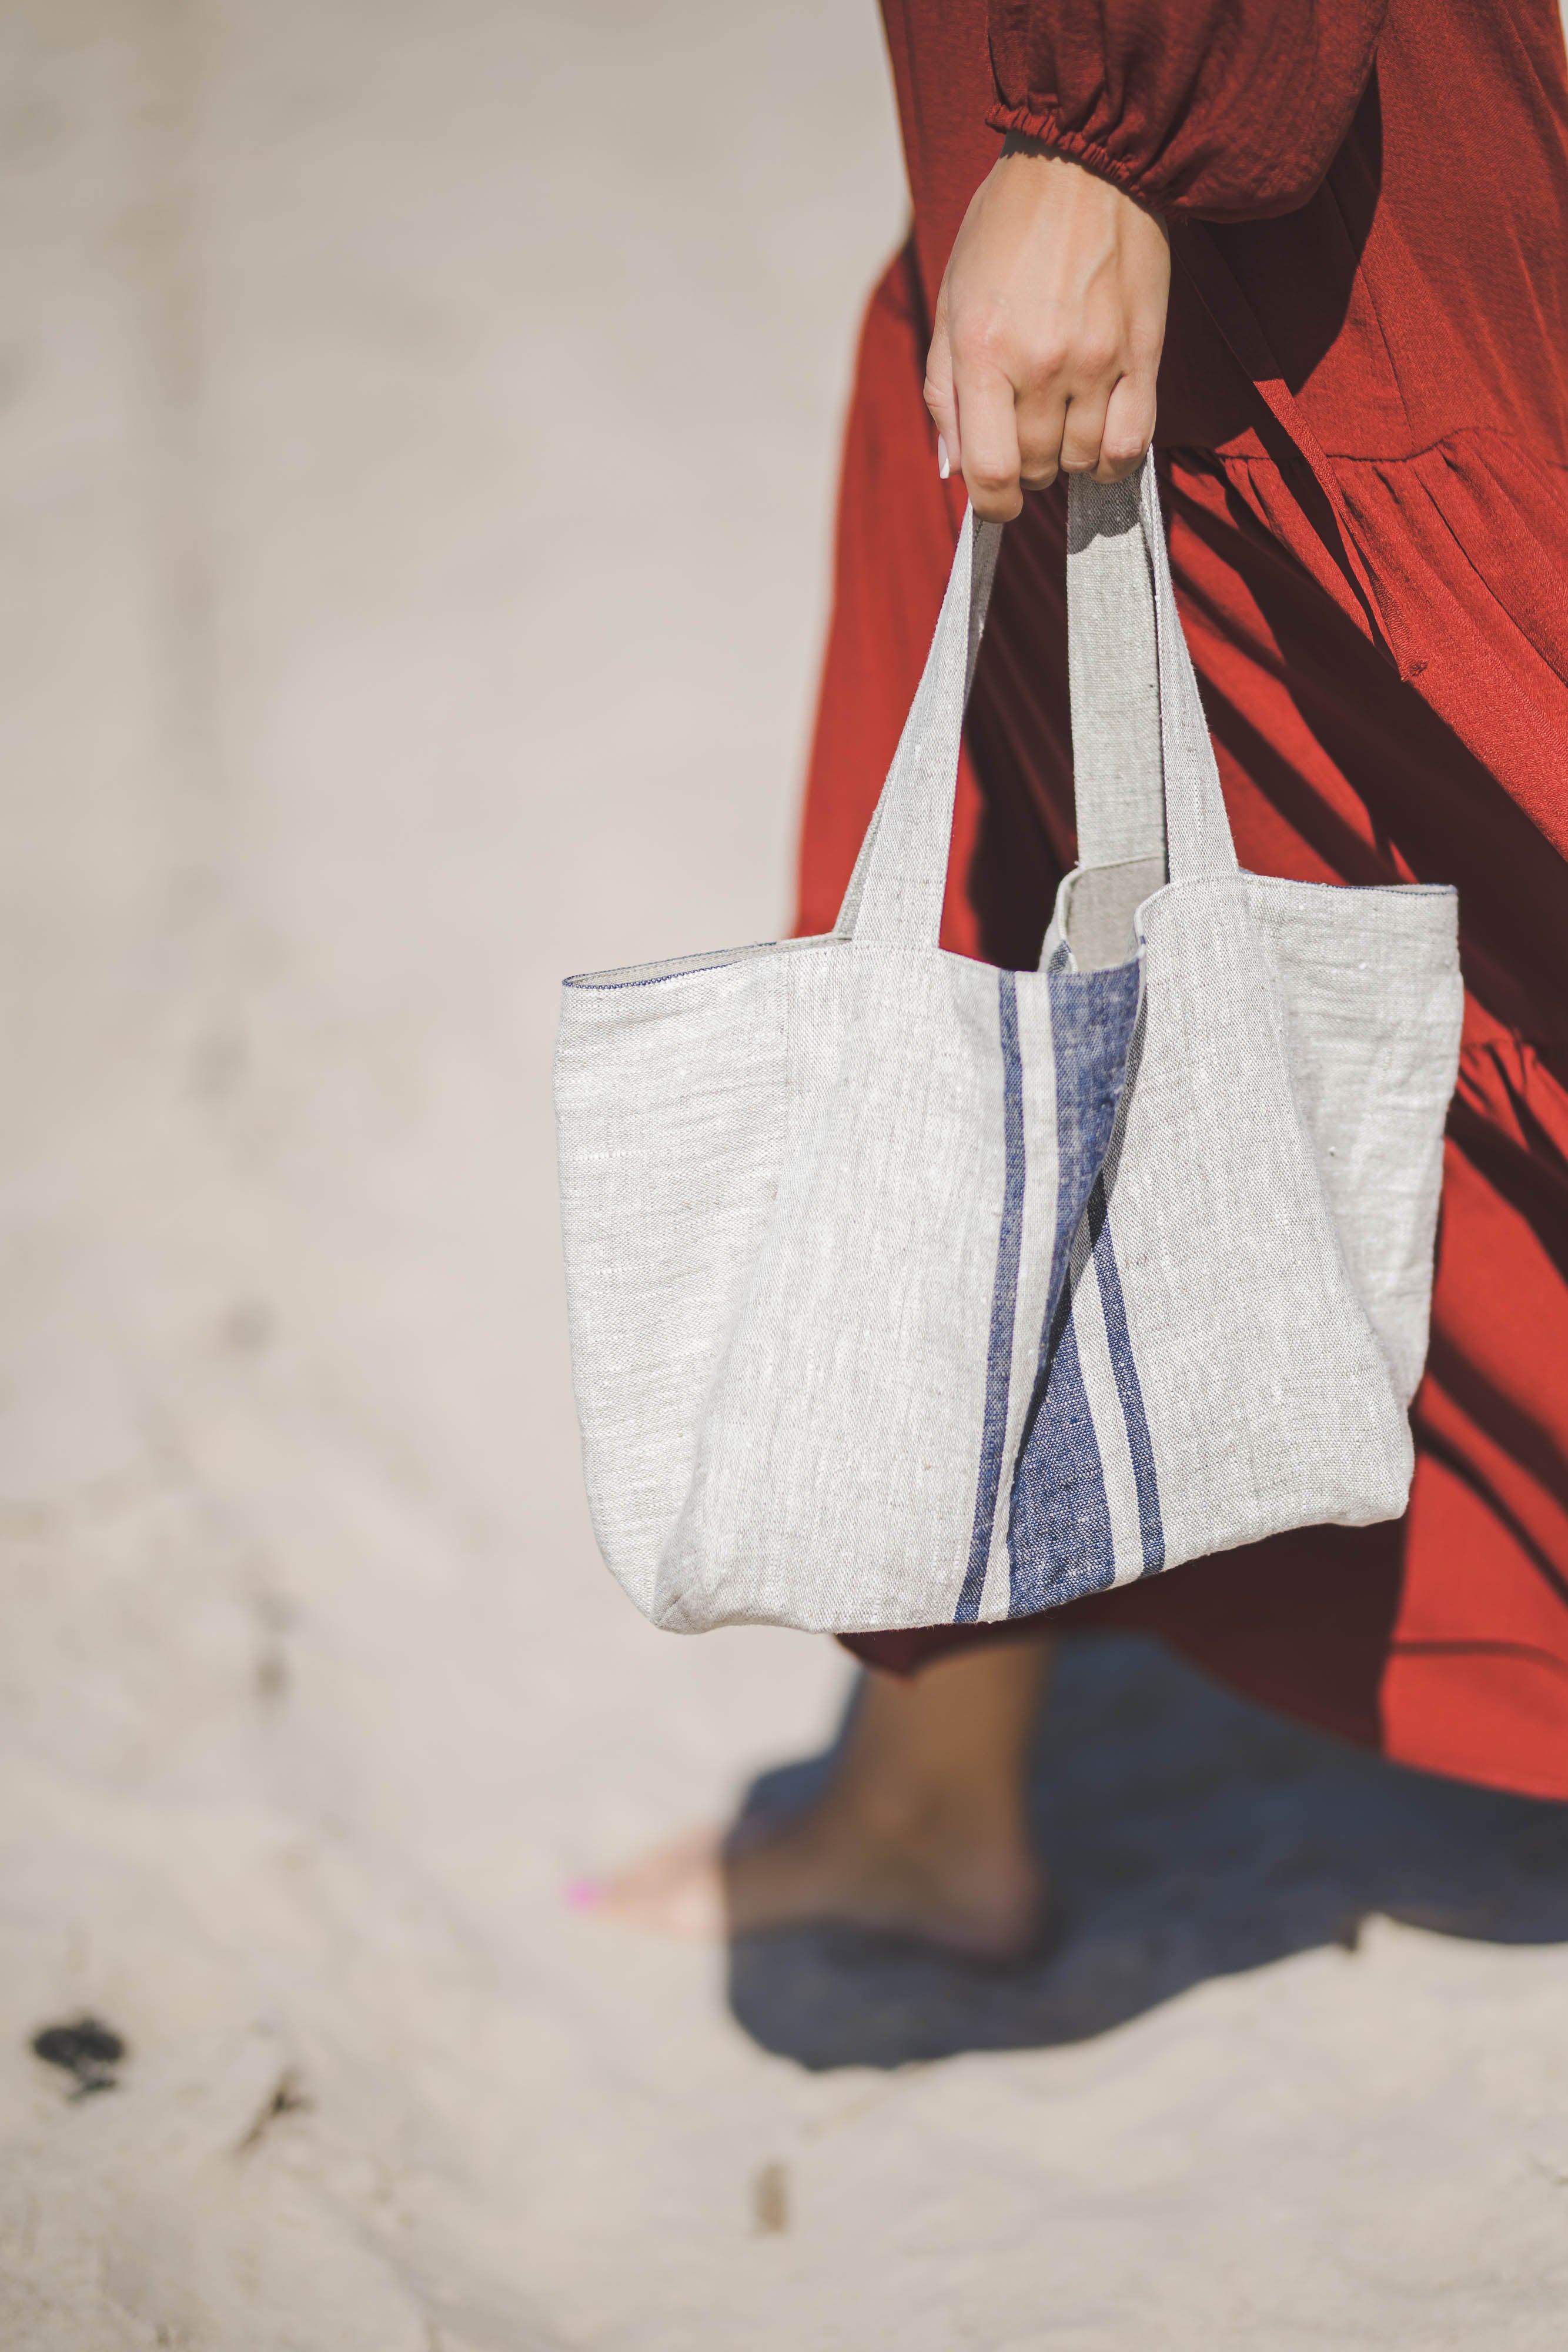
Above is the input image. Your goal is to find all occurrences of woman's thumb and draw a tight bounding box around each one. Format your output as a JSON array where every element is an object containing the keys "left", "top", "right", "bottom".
[{"left": 924, "top": 291, "right": 959, "bottom": 478}]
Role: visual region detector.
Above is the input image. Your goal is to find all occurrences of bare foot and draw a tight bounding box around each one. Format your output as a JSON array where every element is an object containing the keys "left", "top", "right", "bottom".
[
  {"left": 573, "top": 1633, "right": 1056, "bottom": 1965},
  {"left": 572, "top": 1826, "right": 728, "bottom": 1943},
  {"left": 580, "top": 1795, "right": 1047, "bottom": 1964},
  {"left": 730, "top": 1788, "right": 1048, "bottom": 1960}
]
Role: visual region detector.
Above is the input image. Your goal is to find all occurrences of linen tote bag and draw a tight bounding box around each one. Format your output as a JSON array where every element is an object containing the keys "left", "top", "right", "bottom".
[{"left": 554, "top": 460, "right": 1463, "bottom": 1635}]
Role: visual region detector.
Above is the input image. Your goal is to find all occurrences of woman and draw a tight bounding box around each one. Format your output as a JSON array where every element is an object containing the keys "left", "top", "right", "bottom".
[{"left": 600, "top": 0, "right": 1568, "bottom": 1957}]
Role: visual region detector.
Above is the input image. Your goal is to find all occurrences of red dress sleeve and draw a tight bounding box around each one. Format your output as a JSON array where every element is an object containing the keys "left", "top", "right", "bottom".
[{"left": 987, "top": 0, "right": 1388, "bottom": 220}]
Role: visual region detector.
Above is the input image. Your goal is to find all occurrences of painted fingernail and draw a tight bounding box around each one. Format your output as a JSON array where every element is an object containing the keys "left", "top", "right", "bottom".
[
  {"left": 937, "top": 435, "right": 951, "bottom": 481},
  {"left": 564, "top": 1877, "right": 603, "bottom": 1911}
]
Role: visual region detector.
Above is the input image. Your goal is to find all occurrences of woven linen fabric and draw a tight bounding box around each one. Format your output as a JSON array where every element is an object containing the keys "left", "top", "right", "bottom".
[{"left": 554, "top": 462, "right": 1463, "bottom": 1635}]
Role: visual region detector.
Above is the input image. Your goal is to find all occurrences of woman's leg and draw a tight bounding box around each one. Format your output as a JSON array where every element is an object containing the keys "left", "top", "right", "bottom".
[{"left": 591, "top": 1631, "right": 1054, "bottom": 1961}]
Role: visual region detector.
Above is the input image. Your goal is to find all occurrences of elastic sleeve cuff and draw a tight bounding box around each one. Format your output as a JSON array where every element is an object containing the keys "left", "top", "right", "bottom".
[{"left": 984, "top": 105, "right": 1159, "bottom": 211}]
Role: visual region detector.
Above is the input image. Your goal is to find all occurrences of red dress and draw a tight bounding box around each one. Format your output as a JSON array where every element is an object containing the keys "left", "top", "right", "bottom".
[{"left": 802, "top": 0, "right": 1568, "bottom": 1799}]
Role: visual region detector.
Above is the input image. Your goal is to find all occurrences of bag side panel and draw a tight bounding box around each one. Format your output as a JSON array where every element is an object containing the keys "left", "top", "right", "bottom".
[
  {"left": 654, "top": 948, "right": 1027, "bottom": 1633},
  {"left": 554, "top": 961, "right": 791, "bottom": 1615},
  {"left": 1245, "top": 879, "right": 1463, "bottom": 1404},
  {"left": 1071, "top": 877, "right": 1416, "bottom": 1589}
]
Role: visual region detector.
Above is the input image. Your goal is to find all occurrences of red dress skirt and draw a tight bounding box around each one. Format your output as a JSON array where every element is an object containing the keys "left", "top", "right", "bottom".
[{"left": 798, "top": 0, "right": 1568, "bottom": 1800}]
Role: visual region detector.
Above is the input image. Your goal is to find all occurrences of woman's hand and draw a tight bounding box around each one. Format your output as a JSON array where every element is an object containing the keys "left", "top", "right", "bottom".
[{"left": 925, "top": 141, "right": 1171, "bottom": 520}]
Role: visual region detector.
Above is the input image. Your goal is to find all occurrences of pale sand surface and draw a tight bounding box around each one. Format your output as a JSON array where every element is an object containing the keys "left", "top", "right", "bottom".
[{"left": 2, "top": 4, "right": 1568, "bottom": 2346}]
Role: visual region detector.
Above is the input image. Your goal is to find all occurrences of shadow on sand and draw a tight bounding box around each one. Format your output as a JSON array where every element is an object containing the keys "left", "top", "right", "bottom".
[{"left": 726, "top": 1634, "right": 1568, "bottom": 2072}]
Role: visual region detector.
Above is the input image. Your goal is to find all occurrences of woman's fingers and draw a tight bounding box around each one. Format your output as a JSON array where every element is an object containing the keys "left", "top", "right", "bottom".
[
  {"left": 960, "top": 366, "right": 1118, "bottom": 497},
  {"left": 1056, "top": 385, "right": 1113, "bottom": 480},
  {"left": 954, "top": 368, "right": 1025, "bottom": 521},
  {"left": 952, "top": 349, "right": 1149, "bottom": 497},
  {"left": 922, "top": 295, "right": 960, "bottom": 475},
  {"left": 1096, "top": 368, "right": 1158, "bottom": 482},
  {"left": 1012, "top": 369, "right": 1066, "bottom": 488}
]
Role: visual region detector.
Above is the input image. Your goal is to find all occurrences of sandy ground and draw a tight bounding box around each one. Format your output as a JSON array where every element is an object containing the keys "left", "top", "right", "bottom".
[{"left": 3, "top": 4, "right": 1568, "bottom": 2346}]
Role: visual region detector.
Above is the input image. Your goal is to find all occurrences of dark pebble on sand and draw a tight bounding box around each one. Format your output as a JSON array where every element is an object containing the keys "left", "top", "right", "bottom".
[{"left": 30, "top": 2016, "right": 126, "bottom": 2096}]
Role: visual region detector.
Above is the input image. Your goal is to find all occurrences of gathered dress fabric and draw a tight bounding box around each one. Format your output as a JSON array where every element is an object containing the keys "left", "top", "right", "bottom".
[{"left": 800, "top": 0, "right": 1568, "bottom": 1800}]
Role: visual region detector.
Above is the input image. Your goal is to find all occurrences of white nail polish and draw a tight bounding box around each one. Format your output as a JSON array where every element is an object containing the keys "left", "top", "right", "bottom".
[{"left": 937, "top": 435, "right": 950, "bottom": 482}]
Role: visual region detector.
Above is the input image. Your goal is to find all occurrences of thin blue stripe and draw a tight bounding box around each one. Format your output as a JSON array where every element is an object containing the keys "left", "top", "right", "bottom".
[
  {"left": 1085, "top": 1174, "right": 1165, "bottom": 1573},
  {"left": 954, "top": 971, "right": 1027, "bottom": 1622},
  {"left": 1007, "top": 961, "right": 1141, "bottom": 1615}
]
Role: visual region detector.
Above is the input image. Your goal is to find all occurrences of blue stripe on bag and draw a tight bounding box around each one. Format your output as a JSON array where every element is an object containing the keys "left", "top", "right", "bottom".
[
  {"left": 1005, "top": 961, "right": 1142, "bottom": 1616},
  {"left": 1084, "top": 1172, "right": 1165, "bottom": 1575},
  {"left": 1009, "top": 1276, "right": 1112, "bottom": 1611},
  {"left": 953, "top": 971, "right": 1027, "bottom": 1622}
]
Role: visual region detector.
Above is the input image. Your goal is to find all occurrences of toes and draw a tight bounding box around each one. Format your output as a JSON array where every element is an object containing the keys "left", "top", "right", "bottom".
[{"left": 584, "top": 1829, "right": 728, "bottom": 1941}]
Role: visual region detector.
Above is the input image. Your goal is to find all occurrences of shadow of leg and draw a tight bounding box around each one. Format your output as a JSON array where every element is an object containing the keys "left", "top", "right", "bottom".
[{"left": 728, "top": 1634, "right": 1568, "bottom": 2071}]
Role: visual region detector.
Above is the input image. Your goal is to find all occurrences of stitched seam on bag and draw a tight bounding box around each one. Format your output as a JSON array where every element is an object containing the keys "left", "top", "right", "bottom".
[{"left": 564, "top": 934, "right": 835, "bottom": 991}]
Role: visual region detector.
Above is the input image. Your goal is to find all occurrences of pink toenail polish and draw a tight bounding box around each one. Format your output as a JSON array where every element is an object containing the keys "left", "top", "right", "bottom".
[{"left": 564, "top": 1878, "right": 603, "bottom": 1910}]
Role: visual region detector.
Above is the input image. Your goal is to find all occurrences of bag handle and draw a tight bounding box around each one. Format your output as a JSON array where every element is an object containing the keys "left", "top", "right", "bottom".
[
  {"left": 833, "top": 509, "right": 1002, "bottom": 943},
  {"left": 839, "top": 457, "right": 1236, "bottom": 950},
  {"left": 1068, "top": 461, "right": 1239, "bottom": 885}
]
